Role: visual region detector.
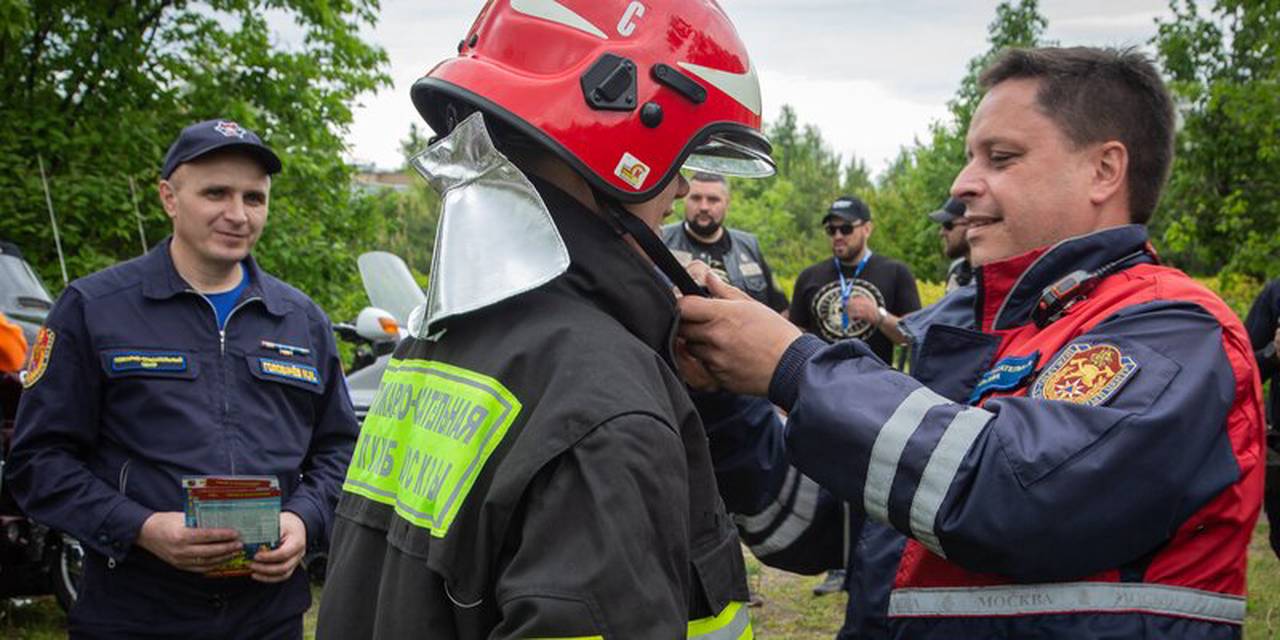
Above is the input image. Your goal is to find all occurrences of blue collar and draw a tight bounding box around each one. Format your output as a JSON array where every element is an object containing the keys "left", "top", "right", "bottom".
[{"left": 139, "top": 237, "right": 287, "bottom": 317}]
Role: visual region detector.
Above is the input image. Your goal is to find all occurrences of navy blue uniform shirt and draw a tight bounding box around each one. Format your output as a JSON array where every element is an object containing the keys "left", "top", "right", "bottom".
[{"left": 5, "top": 238, "right": 357, "bottom": 635}]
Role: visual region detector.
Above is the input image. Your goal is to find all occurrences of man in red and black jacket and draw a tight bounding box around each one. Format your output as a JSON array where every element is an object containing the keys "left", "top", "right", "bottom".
[{"left": 682, "top": 46, "right": 1263, "bottom": 639}]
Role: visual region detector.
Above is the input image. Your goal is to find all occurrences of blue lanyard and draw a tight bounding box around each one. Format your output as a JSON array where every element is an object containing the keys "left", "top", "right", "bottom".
[{"left": 836, "top": 251, "right": 872, "bottom": 331}]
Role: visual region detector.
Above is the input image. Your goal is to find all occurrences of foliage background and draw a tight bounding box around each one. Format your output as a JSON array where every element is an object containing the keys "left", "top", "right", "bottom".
[
  {"left": 0, "top": 0, "right": 1276, "bottom": 315},
  {"left": 0, "top": 0, "right": 391, "bottom": 319},
  {"left": 1, "top": 0, "right": 1278, "bottom": 637}
]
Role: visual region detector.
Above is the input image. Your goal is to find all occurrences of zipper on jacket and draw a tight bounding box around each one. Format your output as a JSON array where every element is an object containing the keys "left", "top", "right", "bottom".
[
  {"left": 184, "top": 291, "right": 261, "bottom": 475},
  {"left": 117, "top": 459, "right": 132, "bottom": 496}
]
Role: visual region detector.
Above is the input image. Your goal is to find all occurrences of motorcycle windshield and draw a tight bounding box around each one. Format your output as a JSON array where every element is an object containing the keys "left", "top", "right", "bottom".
[
  {"left": 357, "top": 252, "right": 426, "bottom": 327},
  {"left": 0, "top": 253, "right": 53, "bottom": 324}
]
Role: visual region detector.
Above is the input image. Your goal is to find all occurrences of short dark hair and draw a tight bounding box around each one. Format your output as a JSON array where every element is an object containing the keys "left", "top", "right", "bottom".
[
  {"left": 979, "top": 47, "right": 1175, "bottom": 224},
  {"left": 689, "top": 171, "right": 728, "bottom": 186}
]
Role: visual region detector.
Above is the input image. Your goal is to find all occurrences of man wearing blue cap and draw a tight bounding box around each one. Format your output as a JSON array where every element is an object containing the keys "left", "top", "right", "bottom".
[{"left": 7, "top": 119, "right": 358, "bottom": 639}]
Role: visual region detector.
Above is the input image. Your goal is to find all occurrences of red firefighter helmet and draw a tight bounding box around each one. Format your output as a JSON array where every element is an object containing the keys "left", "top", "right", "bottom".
[{"left": 412, "top": 0, "right": 774, "bottom": 203}]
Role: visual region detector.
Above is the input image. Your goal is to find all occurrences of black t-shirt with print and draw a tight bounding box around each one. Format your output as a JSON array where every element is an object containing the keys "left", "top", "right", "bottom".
[{"left": 790, "top": 253, "right": 921, "bottom": 363}]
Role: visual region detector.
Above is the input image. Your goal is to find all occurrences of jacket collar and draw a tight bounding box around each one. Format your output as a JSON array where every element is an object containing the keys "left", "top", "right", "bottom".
[
  {"left": 140, "top": 236, "right": 287, "bottom": 316},
  {"left": 534, "top": 178, "right": 679, "bottom": 362},
  {"left": 976, "top": 224, "right": 1150, "bottom": 331}
]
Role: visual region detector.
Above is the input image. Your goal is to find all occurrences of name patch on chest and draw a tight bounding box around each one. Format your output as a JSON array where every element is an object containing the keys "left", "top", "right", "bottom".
[
  {"left": 257, "top": 358, "right": 320, "bottom": 386},
  {"left": 968, "top": 351, "right": 1040, "bottom": 405},
  {"left": 343, "top": 359, "right": 522, "bottom": 537},
  {"left": 111, "top": 351, "right": 188, "bottom": 373},
  {"left": 1031, "top": 342, "right": 1138, "bottom": 406}
]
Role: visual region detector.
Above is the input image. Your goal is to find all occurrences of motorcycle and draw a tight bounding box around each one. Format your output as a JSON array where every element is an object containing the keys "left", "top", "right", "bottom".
[
  {"left": 0, "top": 240, "right": 84, "bottom": 612},
  {"left": 303, "top": 251, "right": 423, "bottom": 584}
]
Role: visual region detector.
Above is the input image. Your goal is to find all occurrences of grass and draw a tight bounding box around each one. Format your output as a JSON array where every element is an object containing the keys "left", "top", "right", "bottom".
[{"left": 4, "top": 521, "right": 1279, "bottom": 639}]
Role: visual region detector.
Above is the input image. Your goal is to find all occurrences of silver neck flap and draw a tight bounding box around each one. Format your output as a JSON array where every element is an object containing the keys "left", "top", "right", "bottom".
[{"left": 408, "top": 112, "right": 571, "bottom": 338}]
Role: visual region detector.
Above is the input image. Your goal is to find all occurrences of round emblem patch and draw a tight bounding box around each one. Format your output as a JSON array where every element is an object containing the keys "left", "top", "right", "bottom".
[
  {"left": 1030, "top": 342, "right": 1138, "bottom": 406},
  {"left": 22, "top": 327, "right": 55, "bottom": 389},
  {"left": 811, "top": 278, "right": 885, "bottom": 342}
]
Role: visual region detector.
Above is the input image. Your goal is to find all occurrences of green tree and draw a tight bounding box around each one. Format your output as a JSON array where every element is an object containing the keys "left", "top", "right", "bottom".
[
  {"left": 1154, "top": 0, "right": 1280, "bottom": 278},
  {"left": 718, "top": 105, "right": 857, "bottom": 280},
  {"left": 867, "top": 0, "right": 1048, "bottom": 282},
  {"left": 0, "top": 0, "right": 390, "bottom": 316}
]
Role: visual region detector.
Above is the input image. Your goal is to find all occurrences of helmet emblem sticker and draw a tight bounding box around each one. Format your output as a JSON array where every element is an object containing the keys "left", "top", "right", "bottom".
[
  {"left": 614, "top": 152, "right": 651, "bottom": 189},
  {"left": 617, "top": 1, "right": 645, "bottom": 36}
]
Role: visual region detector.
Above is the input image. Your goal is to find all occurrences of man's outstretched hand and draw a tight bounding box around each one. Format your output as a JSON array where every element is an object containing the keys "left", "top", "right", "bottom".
[{"left": 678, "top": 271, "right": 802, "bottom": 397}]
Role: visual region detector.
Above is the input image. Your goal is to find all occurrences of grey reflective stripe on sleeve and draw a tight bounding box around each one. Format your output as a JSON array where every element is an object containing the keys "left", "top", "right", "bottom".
[
  {"left": 734, "top": 467, "right": 822, "bottom": 557},
  {"left": 735, "top": 467, "right": 798, "bottom": 534},
  {"left": 909, "top": 406, "right": 993, "bottom": 557},
  {"left": 888, "top": 582, "right": 1246, "bottom": 625},
  {"left": 864, "top": 386, "right": 950, "bottom": 523}
]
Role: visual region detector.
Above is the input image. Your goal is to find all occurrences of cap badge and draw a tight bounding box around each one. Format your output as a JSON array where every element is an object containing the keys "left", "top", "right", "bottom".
[{"left": 214, "top": 121, "right": 247, "bottom": 139}]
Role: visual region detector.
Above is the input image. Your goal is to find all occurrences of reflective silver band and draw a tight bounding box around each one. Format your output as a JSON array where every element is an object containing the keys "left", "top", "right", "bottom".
[
  {"left": 889, "top": 582, "right": 1245, "bottom": 625},
  {"left": 735, "top": 467, "right": 798, "bottom": 534},
  {"left": 864, "top": 387, "right": 950, "bottom": 523},
  {"left": 909, "top": 406, "right": 993, "bottom": 557},
  {"left": 735, "top": 467, "right": 821, "bottom": 557}
]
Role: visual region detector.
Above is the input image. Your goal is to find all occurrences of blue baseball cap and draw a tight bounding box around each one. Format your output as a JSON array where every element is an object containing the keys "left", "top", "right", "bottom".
[{"left": 160, "top": 119, "right": 282, "bottom": 179}]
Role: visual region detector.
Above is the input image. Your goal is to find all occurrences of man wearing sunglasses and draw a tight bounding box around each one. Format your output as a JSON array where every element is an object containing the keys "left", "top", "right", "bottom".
[
  {"left": 789, "top": 195, "right": 920, "bottom": 365},
  {"left": 930, "top": 197, "right": 973, "bottom": 292}
]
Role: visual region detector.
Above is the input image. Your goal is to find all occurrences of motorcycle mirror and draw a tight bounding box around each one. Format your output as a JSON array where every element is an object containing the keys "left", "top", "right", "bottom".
[{"left": 355, "top": 307, "right": 400, "bottom": 343}]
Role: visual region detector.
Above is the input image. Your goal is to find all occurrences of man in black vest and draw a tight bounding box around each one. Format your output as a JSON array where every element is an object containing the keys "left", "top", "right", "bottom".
[{"left": 662, "top": 172, "right": 788, "bottom": 312}]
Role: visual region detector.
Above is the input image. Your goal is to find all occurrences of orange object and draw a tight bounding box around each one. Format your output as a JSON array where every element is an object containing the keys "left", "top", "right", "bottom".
[{"left": 0, "top": 312, "right": 28, "bottom": 373}]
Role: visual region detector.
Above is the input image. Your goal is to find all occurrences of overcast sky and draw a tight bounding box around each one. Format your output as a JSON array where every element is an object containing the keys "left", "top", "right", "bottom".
[{"left": 342, "top": 1, "right": 1174, "bottom": 177}]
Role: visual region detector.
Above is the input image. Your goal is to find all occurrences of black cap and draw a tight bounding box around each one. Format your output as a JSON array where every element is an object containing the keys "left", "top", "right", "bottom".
[
  {"left": 929, "top": 197, "right": 966, "bottom": 224},
  {"left": 160, "top": 119, "right": 282, "bottom": 179},
  {"left": 822, "top": 195, "right": 871, "bottom": 224}
]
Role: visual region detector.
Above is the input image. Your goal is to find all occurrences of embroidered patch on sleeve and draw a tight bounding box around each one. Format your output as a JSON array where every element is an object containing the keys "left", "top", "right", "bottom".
[
  {"left": 21, "top": 327, "right": 54, "bottom": 389},
  {"left": 343, "top": 359, "right": 522, "bottom": 538},
  {"left": 968, "top": 351, "right": 1040, "bottom": 405},
  {"left": 257, "top": 358, "right": 321, "bottom": 386},
  {"left": 1031, "top": 342, "right": 1138, "bottom": 406},
  {"left": 111, "top": 352, "right": 188, "bottom": 373}
]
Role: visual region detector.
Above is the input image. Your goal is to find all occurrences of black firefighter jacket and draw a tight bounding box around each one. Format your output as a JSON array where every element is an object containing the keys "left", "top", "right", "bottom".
[{"left": 316, "top": 180, "right": 751, "bottom": 639}]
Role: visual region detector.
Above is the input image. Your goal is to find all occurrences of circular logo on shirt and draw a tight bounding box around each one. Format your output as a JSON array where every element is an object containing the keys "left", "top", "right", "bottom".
[{"left": 812, "top": 279, "right": 885, "bottom": 342}]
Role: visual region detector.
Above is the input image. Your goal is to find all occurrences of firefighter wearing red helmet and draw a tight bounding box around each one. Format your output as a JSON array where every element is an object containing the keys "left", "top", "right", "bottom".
[{"left": 317, "top": 1, "right": 771, "bottom": 638}]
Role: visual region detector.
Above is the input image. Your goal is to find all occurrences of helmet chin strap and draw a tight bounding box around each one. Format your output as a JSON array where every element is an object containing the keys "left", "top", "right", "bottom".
[{"left": 593, "top": 188, "right": 707, "bottom": 297}]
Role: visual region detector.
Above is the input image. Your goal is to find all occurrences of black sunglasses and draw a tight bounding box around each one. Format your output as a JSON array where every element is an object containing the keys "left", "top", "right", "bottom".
[
  {"left": 941, "top": 219, "right": 968, "bottom": 232},
  {"left": 824, "top": 222, "right": 862, "bottom": 236}
]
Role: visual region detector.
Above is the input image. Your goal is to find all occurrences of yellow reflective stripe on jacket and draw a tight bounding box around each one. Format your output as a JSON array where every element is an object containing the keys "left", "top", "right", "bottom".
[
  {"left": 688, "top": 601, "right": 752, "bottom": 640},
  {"left": 524, "top": 601, "right": 750, "bottom": 640}
]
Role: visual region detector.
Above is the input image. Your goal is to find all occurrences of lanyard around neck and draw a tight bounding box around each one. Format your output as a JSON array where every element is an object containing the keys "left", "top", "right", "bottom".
[{"left": 835, "top": 251, "right": 872, "bottom": 331}]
